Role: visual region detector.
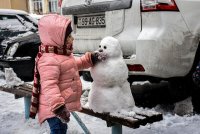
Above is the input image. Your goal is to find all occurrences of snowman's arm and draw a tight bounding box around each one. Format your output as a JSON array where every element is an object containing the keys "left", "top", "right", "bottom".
[{"left": 75, "top": 52, "right": 93, "bottom": 70}]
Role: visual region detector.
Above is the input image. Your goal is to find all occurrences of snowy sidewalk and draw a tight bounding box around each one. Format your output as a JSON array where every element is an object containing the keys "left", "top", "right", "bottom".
[
  {"left": 1, "top": 90, "right": 200, "bottom": 134},
  {"left": 0, "top": 75, "right": 200, "bottom": 134}
]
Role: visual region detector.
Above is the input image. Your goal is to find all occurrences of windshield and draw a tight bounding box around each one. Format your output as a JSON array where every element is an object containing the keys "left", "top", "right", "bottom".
[
  {"left": 0, "top": 15, "right": 28, "bottom": 31},
  {"left": 17, "top": 14, "right": 38, "bottom": 30},
  {"left": 0, "top": 14, "right": 38, "bottom": 39},
  {"left": 0, "top": 14, "right": 37, "bottom": 31}
]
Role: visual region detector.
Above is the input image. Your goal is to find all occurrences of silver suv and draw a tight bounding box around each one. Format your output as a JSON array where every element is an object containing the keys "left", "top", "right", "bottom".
[{"left": 61, "top": 0, "right": 200, "bottom": 85}]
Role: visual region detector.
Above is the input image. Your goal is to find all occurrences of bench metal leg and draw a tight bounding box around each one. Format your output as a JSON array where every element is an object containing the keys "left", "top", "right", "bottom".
[
  {"left": 71, "top": 112, "right": 91, "bottom": 134},
  {"left": 112, "top": 124, "right": 122, "bottom": 134},
  {"left": 24, "top": 96, "right": 31, "bottom": 119}
]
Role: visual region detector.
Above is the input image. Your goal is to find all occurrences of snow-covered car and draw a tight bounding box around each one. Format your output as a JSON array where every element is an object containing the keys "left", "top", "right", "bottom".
[
  {"left": 29, "top": 13, "right": 45, "bottom": 21},
  {"left": 61, "top": 0, "right": 200, "bottom": 86},
  {"left": 0, "top": 9, "right": 40, "bottom": 81}
]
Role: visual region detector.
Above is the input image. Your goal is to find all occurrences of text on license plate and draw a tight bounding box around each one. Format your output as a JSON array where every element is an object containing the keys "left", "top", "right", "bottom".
[{"left": 77, "top": 14, "right": 106, "bottom": 28}]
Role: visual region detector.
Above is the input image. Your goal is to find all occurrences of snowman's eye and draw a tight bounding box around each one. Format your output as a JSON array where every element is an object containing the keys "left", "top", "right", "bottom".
[
  {"left": 104, "top": 46, "right": 107, "bottom": 49},
  {"left": 99, "top": 45, "right": 101, "bottom": 48}
]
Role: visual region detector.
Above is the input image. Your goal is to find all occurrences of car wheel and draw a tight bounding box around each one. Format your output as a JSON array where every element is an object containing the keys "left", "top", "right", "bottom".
[{"left": 168, "top": 77, "right": 192, "bottom": 103}]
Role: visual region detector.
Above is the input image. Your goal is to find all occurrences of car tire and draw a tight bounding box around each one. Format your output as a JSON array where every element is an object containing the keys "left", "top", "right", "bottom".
[{"left": 168, "top": 77, "right": 192, "bottom": 103}]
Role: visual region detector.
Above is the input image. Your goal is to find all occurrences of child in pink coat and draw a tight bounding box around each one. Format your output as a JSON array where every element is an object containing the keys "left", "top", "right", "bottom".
[{"left": 29, "top": 14, "right": 100, "bottom": 134}]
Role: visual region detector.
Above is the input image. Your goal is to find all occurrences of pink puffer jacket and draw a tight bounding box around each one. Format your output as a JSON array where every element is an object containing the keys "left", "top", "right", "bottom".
[{"left": 37, "top": 14, "right": 93, "bottom": 123}]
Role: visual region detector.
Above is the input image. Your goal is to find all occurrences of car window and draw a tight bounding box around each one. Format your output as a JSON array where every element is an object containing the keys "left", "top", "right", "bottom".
[
  {"left": 17, "top": 14, "right": 38, "bottom": 30},
  {"left": 0, "top": 15, "right": 27, "bottom": 31}
]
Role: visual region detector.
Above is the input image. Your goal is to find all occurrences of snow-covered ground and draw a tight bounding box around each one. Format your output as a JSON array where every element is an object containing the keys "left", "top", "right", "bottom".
[{"left": 0, "top": 71, "right": 200, "bottom": 134}]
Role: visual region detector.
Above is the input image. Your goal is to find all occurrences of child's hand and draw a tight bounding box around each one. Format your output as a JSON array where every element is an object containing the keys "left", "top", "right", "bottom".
[
  {"left": 97, "top": 52, "right": 107, "bottom": 61},
  {"left": 91, "top": 52, "right": 99, "bottom": 65},
  {"left": 91, "top": 52, "right": 107, "bottom": 65},
  {"left": 54, "top": 106, "right": 70, "bottom": 123}
]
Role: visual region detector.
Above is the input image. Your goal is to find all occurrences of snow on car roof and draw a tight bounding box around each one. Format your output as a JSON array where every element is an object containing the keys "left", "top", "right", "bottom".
[{"left": 0, "top": 9, "right": 28, "bottom": 15}]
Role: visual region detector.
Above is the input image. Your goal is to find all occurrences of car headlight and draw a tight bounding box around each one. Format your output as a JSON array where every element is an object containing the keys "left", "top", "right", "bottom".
[{"left": 7, "top": 42, "right": 19, "bottom": 58}]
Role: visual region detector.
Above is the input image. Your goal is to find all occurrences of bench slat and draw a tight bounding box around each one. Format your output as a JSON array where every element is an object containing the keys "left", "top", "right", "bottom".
[
  {"left": 80, "top": 107, "right": 141, "bottom": 128},
  {"left": 0, "top": 86, "right": 31, "bottom": 97},
  {"left": 80, "top": 106, "right": 163, "bottom": 128}
]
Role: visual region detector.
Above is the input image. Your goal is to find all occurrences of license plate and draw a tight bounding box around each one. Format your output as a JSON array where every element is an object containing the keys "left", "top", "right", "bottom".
[{"left": 77, "top": 14, "right": 106, "bottom": 28}]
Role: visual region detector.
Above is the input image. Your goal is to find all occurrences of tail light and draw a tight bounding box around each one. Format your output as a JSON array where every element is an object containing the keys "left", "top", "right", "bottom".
[
  {"left": 141, "top": 0, "right": 179, "bottom": 12},
  {"left": 127, "top": 64, "right": 145, "bottom": 72}
]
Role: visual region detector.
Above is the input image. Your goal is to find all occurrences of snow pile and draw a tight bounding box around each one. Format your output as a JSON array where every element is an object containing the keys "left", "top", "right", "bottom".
[
  {"left": 0, "top": 71, "right": 6, "bottom": 86},
  {"left": 174, "top": 97, "right": 193, "bottom": 116},
  {"left": 4, "top": 68, "right": 24, "bottom": 87},
  {"left": 0, "top": 69, "right": 24, "bottom": 88}
]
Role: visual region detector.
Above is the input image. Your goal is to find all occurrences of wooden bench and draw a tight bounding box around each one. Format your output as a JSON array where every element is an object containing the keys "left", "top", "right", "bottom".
[
  {"left": 0, "top": 84, "right": 32, "bottom": 98},
  {"left": 0, "top": 84, "right": 33, "bottom": 118},
  {"left": 0, "top": 84, "right": 163, "bottom": 134},
  {"left": 80, "top": 106, "right": 162, "bottom": 128}
]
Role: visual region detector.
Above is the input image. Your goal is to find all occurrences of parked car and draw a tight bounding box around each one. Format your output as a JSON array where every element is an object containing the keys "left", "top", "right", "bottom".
[
  {"left": 0, "top": 9, "right": 40, "bottom": 81},
  {"left": 29, "top": 13, "right": 44, "bottom": 21},
  {"left": 61, "top": 0, "right": 200, "bottom": 83},
  {"left": 61, "top": 0, "right": 200, "bottom": 106}
]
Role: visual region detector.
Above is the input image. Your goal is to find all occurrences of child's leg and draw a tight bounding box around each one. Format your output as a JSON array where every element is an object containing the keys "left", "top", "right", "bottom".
[{"left": 47, "top": 117, "right": 68, "bottom": 134}]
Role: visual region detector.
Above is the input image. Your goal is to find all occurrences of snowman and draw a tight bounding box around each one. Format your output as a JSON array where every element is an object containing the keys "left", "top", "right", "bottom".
[{"left": 88, "top": 36, "right": 135, "bottom": 113}]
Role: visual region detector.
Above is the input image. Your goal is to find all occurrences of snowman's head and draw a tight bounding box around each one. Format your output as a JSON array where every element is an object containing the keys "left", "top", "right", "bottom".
[{"left": 98, "top": 36, "right": 122, "bottom": 58}]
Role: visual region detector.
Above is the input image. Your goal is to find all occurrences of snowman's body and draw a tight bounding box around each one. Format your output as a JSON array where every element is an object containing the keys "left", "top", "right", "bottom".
[
  {"left": 90, "top": 58, "right": 128, "bottom": 87},
  {"left": 88, "top": 36, "right": 135, "bottom": 113}
]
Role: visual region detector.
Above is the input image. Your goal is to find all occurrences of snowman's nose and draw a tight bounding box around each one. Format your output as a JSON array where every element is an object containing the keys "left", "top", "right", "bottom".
[{"left": 99, "top": 49, "right": 103, "bottom": 52}]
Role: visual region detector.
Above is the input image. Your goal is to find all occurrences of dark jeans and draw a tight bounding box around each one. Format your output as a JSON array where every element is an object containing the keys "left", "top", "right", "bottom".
[{"left": 47, "top": 117, "right": 68, "bottom": 134}]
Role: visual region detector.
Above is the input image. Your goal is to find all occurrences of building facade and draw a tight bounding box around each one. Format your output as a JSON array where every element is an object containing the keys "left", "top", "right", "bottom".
[
  {"left": 0, "top": 0, "right": 60, "bottom": 14},
  {"left": 29, "top": 0, "right": 59, "bottom": 14},
  {"left": 0, "top": 0, "right": 29, "bottom": 12}
]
